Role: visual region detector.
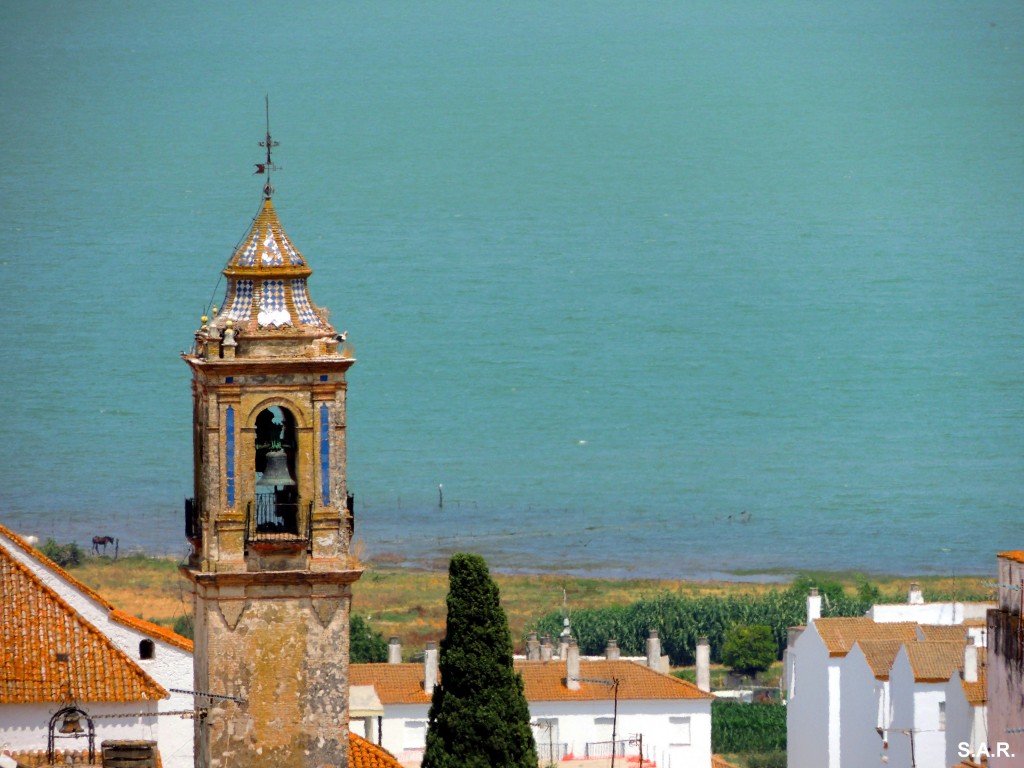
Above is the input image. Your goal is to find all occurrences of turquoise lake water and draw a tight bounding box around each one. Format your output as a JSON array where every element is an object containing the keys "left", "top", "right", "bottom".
[{"left": 2, "top": 1, "right": 1022, "bottom": 578}]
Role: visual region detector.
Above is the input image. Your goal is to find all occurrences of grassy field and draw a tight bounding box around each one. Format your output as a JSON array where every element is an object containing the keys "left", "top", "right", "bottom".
[{"left": 69, "top": 554, "right": 991, "bottom": 656}]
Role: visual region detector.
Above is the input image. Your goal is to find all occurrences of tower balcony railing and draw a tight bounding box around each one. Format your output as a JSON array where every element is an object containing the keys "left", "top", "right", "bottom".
[
  {"left": 245, "top": 496, "right": 313, "bottom": 548},
  {"left": 185, "top": 497, "right": 202, "bottom": 544}
]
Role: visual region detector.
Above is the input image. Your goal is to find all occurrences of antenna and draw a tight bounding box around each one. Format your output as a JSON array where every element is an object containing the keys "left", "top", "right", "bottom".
[{"left": 255, "top": 95, "right": 280, "bottom": 198}]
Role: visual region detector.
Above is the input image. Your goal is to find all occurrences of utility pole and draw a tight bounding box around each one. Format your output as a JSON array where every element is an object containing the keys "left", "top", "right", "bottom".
[{"left": 628, "top": 733, "right": 644, "bottom": 767}]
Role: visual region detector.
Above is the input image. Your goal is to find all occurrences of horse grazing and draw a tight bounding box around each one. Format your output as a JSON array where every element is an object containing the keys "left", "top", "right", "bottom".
[{"left": 92, "top": 535, "right": 115, "bottom": 554}]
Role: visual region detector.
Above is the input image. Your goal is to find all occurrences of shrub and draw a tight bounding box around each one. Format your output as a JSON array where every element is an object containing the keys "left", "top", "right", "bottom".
[
  {"left": 746, "top": 751, "right": 787, "bottom": 768},
  {"left": 38, "top": 539, "right": 85, "bottom": 568},
  {"left": 711, "top": 700, "right": 786, "bottom": 753},
  {"left": 173, "top": 615, "right": 194, "bottom": 640}
]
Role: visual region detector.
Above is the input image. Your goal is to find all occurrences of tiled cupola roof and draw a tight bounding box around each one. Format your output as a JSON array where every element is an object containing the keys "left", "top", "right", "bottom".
[{"left": 214, "top": 197, "right": 333, "bottom": 334}]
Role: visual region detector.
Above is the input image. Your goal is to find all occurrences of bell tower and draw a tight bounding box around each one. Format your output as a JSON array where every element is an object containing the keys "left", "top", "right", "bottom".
[{"left": 180, "top": 121, "right": 359, "bottom": 767}]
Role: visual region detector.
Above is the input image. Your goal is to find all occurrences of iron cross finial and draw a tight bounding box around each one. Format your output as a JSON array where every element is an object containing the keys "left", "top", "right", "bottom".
[{"left": 255, "top": 95, "right": 280, "bottom": 198}]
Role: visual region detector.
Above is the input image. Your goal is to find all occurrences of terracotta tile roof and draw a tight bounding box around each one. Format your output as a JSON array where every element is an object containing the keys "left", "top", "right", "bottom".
[
  {"left": 854, "top": 640, "right": 905, "bottom": 680},
  {"left": 917, "top": 624, "right": 968, "bottom": 643},
  {"left": 815, "top": 618, "right": 919, "bottom": 657},
  {"left": 351, "top": 659, "right": 712, "bottom": 705},
  {"left": 350, "top": 664, "right": 430, "bottom": 705},
  {"left": 0, "top": 524, "right": 192, "bottom": 652},
  {"left": 997, "top": 550, "right": 1024, "bottom": 564},
  {"left": 712, "top": 756, "right": 742, "bottom": 768},
  {"left": 109, "top": 609, "right": 193, "bottom": 653},
  {"left": 962, "top": 647, "right": 987, "bottom": 706},
  {"left": 1, "top": 545, "right": 167, "bottom": 704},
  {"left": 348, "top": 732, "right": 403, "bottom": 768},
  {"left": 903, "top": 641, "right": 964, "bottom": 683},
  {"left": 517, "top": 659, "right": 713, "bottom": 702}
]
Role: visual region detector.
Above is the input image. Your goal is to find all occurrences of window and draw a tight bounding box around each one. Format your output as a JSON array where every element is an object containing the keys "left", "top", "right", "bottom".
[
  {"left": 139, "top": 640, "right": 155, "bottom": 660},
  {"left": 938, "top": 701, "right": 946, "bottom": 731},
  {"left": 669, "top": 715, "right": 691, "bottom": 745},
  {"left": 403, "top": 720, "right": 426, "bottom": 750}
]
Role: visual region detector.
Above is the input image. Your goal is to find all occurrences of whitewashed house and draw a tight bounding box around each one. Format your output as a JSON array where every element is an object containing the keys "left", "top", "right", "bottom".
[
  {"left": 943, "top": 644, "right": 987, "bottom": 767},
  {"left": 886, "top": 640, "right": 964, "bottom": 767},
  {"left": 837, "top": 639, "right": 904, "bottom": 768},
  {"left": 0, "top": 524, "right": 194, "bottom": 768},
  {"left": 868, "top": 583, "right": 991, "bottom": 627},
  {"left": 786, "top": 584, "right": 993, "bottom": 768},
  {"left": 350, "top": 635, "right": 714, "bottom": 768},
  {"left": 786, "top": 615, "right": 918, "bottom": 767}
]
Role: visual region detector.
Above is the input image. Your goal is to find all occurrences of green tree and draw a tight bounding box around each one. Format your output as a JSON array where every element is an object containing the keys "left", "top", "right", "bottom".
[
  {"left": 422, "top": 553, "right": 537, "bottom": 768},
  {"left": 350, "top": 614, "right": 388, "bottom": 663},
  {"left": 721, "top": 624, "right": 777, "bottom": 678},
  {"left": 173, "top": 614, "right": 194, "bottom": 640}
]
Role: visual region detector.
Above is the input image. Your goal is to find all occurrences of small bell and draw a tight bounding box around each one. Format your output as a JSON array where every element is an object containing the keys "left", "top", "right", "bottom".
[
  {"left": 257, "top": 449, "right": 296, "bottom": 487},
  {"left": 59, "top": 712, "right": 84, "bottom": 734}
]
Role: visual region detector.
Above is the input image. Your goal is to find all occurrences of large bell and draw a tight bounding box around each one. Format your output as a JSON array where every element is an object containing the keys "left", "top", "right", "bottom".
[
  {"left": 59, "top": 712, "right": 84, "bottom": 735},
  {"left": 258, "top": 449, "right": 296, "bottom": 487}
]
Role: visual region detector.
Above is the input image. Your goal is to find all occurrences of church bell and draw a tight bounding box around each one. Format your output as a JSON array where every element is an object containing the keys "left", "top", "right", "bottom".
[
  {"left": 258, "top": 449, "right": 296, "bottom": 487},
  {"left": 59, "top": 712, "right": 84, "bottom": 735}
]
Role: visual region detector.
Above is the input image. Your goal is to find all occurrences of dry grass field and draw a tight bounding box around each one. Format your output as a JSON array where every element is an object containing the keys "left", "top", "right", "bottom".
[{"left": 69, "top": 553, "right": 989, "bottom": 655}]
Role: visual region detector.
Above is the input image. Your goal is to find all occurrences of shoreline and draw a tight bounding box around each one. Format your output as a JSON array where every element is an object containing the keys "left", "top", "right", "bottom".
[{"left": 68, "top": 553, "right": 993, "bottom": 648}]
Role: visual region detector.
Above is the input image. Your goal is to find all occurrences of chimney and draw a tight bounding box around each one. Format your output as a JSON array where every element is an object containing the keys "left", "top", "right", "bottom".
[
  {"left": 605, "top": 638, "right": 620, "bottom": 660},
  {"left": 423, "top": 642, "right": 438, "bottom": 696},
  {"left": 696, "top": 636, "right": 711, "bottom": 693},
  {"left": 540, "top": 636, "right": 553, "bottom": 662},
  {"left": 526, "top": 632, "right": 541, "bottom": 661},
  {"left": 559, "top": 617, "right": 572, "bottom": 659},
  {"left": 908, "top": 583, "right": 924, "bottom": 605},
  {"left": 963, "top": 644, "right": 978, "bottom": 684},
  {"left": 566, "top": 638, "right": 581, "bottom": 690},
  {"left": 646, "top": 629, "right": 661, "bottom": 670},
  {"left": 807, "top": 587, "right": 822, "bottom": 624},
  {"left": 388, "top": 636, "right": 402, "bottom": 664}
]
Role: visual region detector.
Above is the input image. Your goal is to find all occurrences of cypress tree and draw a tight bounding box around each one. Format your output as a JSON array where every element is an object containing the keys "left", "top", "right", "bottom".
[{"left": 422, "top": 553, "right": 538, "bottom": 768}]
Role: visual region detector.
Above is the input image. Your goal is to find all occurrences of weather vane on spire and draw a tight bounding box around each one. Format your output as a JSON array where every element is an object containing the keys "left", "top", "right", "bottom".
[{"left": 254, "top": 95, "right": 280, "bottom": 198}]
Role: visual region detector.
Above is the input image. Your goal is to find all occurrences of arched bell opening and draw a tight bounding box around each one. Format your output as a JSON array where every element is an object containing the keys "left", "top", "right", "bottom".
[{"left": 252, "top": 405, "right": 300, "bottom": 537}]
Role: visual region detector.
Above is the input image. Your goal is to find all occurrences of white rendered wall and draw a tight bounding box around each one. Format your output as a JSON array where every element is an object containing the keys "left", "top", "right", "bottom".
[
  {"left": 943, "top": 674, "right": 985, "bottom": 766},
  {"left": 888, "top": 649, "right": 952, "bottom": 768},
  {"left": 787, "top": 622, "right": 831, "bottom": 768},
  {"left": 372, "top": 702, "right": 428, "bottom": 766},
  {"left": 868, "top": 602, "right": 991, "bottom": 625},
  {"left": 887, "top": 649, "right": 915, "bottom": 768},
  {"left": 0, "top": 701, "right": 159, "bottom": 753},
  {"left": 839, "top": 646, "right": 887, "bottom": 768},
  {"left": 529, "top": 698, "right": 712, "bottom": 768}
]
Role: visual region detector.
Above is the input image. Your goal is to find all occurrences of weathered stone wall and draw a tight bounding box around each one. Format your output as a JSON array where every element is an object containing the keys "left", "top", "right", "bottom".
[{"left": 194, "top": 577, "right": 353, "bottom": 768}]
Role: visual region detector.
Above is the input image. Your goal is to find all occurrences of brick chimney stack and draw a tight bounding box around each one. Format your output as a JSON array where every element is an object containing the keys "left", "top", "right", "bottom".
[
  {"left": 566, "top": 638, "right": 581, "bottom": 691},
  {"left": 388, "top": 636, "right": 402, "bottom": 664},
  {"left": 696, "top": 636, "right": 711, "bottom": 693},
  {"left": 423, "top": 642, "right": 438, "bottom": 695}
]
